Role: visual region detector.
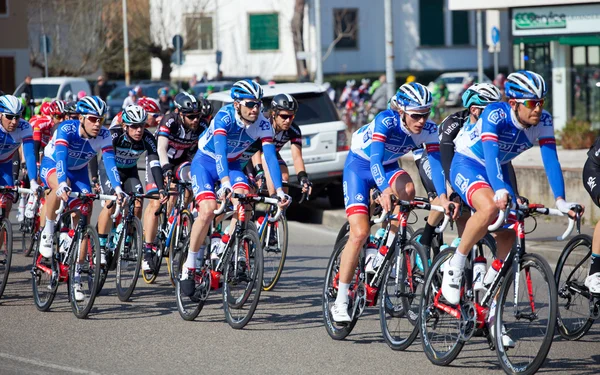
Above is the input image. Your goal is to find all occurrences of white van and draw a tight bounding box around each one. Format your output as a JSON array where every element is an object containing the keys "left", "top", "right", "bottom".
[{"left": 14, "top": 77, "right": 92, "bottom": 104}]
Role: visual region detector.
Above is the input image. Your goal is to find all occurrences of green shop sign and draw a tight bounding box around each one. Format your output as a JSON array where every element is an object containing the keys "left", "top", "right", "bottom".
[{"left": 514, "top": 11, "right": 566, "bottom": 30}]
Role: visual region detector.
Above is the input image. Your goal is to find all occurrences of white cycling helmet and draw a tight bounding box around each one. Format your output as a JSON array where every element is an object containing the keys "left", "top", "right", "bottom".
[
  {"left": 122, "top": 105, "right": 148, "bottom": 125},
  {"left": 0, "top": 95, "right": 24, "bottom": 115}
]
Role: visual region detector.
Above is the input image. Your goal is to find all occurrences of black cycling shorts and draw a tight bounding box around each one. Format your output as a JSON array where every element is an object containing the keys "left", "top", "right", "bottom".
[
  {"left": 99, "top": 164, "right": 143, "bottom": 195},
  {"left": 415, "top": 154, "right": 437, "bottom": 200},
  {"left": 583, "top": 158, "right": 600, "bottom": 208}
]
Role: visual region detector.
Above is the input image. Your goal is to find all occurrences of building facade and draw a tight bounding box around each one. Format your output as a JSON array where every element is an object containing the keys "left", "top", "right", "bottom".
[{"left": 0, "top": 0, "right": 29, "bottom": 93}]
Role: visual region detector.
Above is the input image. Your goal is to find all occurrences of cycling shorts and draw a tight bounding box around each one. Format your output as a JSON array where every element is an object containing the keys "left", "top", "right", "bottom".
[
  {"left": 99, "top": 165, "right": 143, "bottom": 195},
  {"left": 40, "top": 156, "right": 91, "bottom": 209},
  {"left": 145, "top": 159, "right": 190, "bottom": 193},
  {"left": 342, "top": 152, "right": 407, "bottom": 217},
  {"left": 415, "top": 153, "right": 437, "bottom": 200},
  {"left": 190, "top": 152, "right": 249, "bottom": 203},
  {"left": 583, "top": 158, "right": 600, "bottom": 208}
]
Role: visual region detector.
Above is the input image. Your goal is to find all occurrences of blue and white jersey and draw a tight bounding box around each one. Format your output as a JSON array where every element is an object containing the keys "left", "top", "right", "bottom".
[
  {"left": 43, "top": 120, "right": 121, "bottom": 188},
  {"left": 0, "top": 119, "right": 37, "bottom": 182},
  {"left": 348, "top": 109, "right": 446, "bottom": 194},
  {"left": 454, "top": 102, "right": 564, "bottom": 198}
]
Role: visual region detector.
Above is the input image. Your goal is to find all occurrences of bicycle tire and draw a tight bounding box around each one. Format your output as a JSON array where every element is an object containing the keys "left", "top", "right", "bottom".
[
  {"left": 0, "top": 218, "right": 13, "bottom": 299},
  {"left": 116, "top": 217, "right": 143, "bottom": 302},
  {"left": 175, "top": 239, "right": 210, "bottom": 321},
  {"left": 223, "top": 222, "right": 263, "bottom": 329},
  {"left": 262, "top": 214, "right": 288, "bottom": 291},
  {"left": 322, "top": 235, "right": 360, "bottom": 340},
  {"left": 31, "top": 231, "right": 59, "bottom": 311},
  {"left": 411, "top": 227, "right": 441, "bottom": 259},
  {"left": 554, "top": 234, "right": 594, "bottom": 340},
  {"left": 168, "top": 210, "right": 193, "bottom": 287},
  {"left": 495, "top": 252, "right": 557, "bottom": 375},
  {"left": 380, "top": 240, "right": 429, "bottom": 350},
  {"left": 142, "top": 213, "right": 166, "bottom": 284},
  {"left": 23, "top": 217, "right": 40, "bottom": 257},
  {"left": 420, "top": 248, "right": 465, "bottom": 366},
  {"left": 69, "top": 225, "right": 101, "bottom": 319}
]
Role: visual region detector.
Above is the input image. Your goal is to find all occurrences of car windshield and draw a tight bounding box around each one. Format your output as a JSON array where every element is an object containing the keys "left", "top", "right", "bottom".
[
  {"left": 440, "top": 77, "right": 464, "bottom": 84},
  {"left": 263, "top": 92, "right": 339, "bottom": 126},
  {"left": 14, "top": 84, "right": 60, "bottom": 98},
  {"left": 141, "top": 84, "right": 166, "bottom": 98},
  {"left": 107, "top": 86, "right": 131, "bottom": 100}
]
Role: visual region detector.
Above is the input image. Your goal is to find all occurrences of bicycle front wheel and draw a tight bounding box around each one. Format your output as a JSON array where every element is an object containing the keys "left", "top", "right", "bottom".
[
  {"left": 168, "top": 210, "right": 193, "bottom": 287},
  {"left": 175, "top": 239, "right": 210, "bottom": 321},
  {"left": 262, "top": 215, "right": 288, "bottom": 291},
  {"left": 116, "top": 217, "right": 143, "bottom": 302},
  {"left": 31, "top": 231, "right": 58, "bottom": 311},
  {"left": 0, "top": 217, "right": 13, "bottom": 299},
  {"left": 23, "top": 216, "right": 41, "bottom": 257},
  {"left": 223, "top": 222, "right": 263, "bottom": 329},
  {"left": 495, "top": 253, "right": 557, "bottom": 375},
  {"left": 69, "top": 225, "right": 102, "bottom": 319}
]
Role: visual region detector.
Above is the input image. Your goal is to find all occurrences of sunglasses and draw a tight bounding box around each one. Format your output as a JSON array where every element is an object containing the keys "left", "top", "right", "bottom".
[
  {"left": 3, "top": 114, "right": 20, "bottom": 121},
  {"left": 53, "top": 114, "right": 65, "bottom": 120},
  {"left": 516, "top": 99, "right": 544, "bottom": 109},
  {"left": 68, "top": 114, "right": 79, "bottom": 120},
  {"left": 406, "top": 111, "right": 431, "bottom": 120},
  {"left": 242, "top": 101, "right": 261, "bottom": 109},
  {"left": 128, "top": 123, "right": 144, "bottom": 130},
  {"left": 85, "top": 115, "right": 103, "bottom": 124},
  {"left": 185, "top": 114, "right": 200, "bottom": 121},
  {"left": 150, "top": 113, "right": 160, "bottom": 119},
  {"left": 278, "top": 114, "right": 294, "bottom": 120}
]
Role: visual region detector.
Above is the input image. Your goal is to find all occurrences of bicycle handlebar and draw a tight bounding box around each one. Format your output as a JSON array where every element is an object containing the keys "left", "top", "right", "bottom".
[
  {"left": 523, "top": 205, "right": 576, "bottom": 241},
  {"left": 487, "top": 208, "right": 507, "bottom": 232},
  {"left": 55, "top": 192, "right": 117, "bottom": 216}
]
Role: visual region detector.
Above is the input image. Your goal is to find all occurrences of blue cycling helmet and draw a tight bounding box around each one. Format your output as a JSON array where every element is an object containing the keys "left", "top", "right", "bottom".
[
  {"left": 462, "top": 83, "right": 502, "bottom": 108},
  {"left": 0, "top": 95, "right": 24, "bottom": 115},
  {"left": 395, "top": 82, "right": 432, "bottom": 111},
  {"left": 76, "top": 96, "right": 107, "bottom": 116},
  {"left": 504, "top": 70, "right": 547, "bottom": 100},
  {"left": 231, "top": 79, "right": 263, "bottom": 100},
  {"left": 122, "top": 105, "right": 147, "bottom": 125}
]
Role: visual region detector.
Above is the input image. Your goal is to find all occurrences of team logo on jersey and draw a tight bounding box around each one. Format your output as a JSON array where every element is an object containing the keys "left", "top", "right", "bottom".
[
  {"left": 355, "top": 193, "right": 364, "bottom": 202},
  {"left": 381, "top": 116, "right": 395, "bottom": 129},
  {"left": 423, "top": 122, "right": 437, "bottom": 134},
  {"left": 204, "top": 183, "right": 211, "bottom": 190},
  {"left": 235, "top": 176, "right": 244, "bottom": 182},
  {"left": 215, "top": 155, "right": 224, "bottom": 174},
  {"left": 588, "top": 176, "right": 597, "bottom": 191},
  {"left": 423, "top": 159, "right": 431, "bottom": 178},
  {"left": 362, "top": 129, "right": 372, "bottom": 143},
  {"left": 259, "top": 120, "right": 271, "bottom": 131},
  {"left": 56, "top": 161, "right": 65, "bottom": 179},
  {"left": 487, "top": 108, "right": 506, "bottom": 125},
  {"left": 61, "top": 123, "right": 77, "bottom": 134},
  {"left": 495, "top": 159, "right": 504, "bottom": 182},
  {"left": 371, "top": 164, "right": 385, "bottom": 187},
  {"left": 454, "top": 173, "right": 469, "bottom": 194},
  {"left": 444, "top": 121, "right": 460, "bottom": 136},
  {"left": 343, "top": 181, "right": 349, "bottom": 206}
]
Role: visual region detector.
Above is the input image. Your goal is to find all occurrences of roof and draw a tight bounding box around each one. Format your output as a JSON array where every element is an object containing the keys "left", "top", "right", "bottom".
[
  {"left": 30, "top": 77, "right": 88, "bottom": 84},
  {"left": 207, "top": 82, "right": 326, "bottom": 102}
]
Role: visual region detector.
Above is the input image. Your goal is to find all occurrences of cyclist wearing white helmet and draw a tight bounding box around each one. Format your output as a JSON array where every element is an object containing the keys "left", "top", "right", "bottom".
[
  {"left": 329, "top": 82, "right": 454, "bottom": 323},
  {"left": 179, "top": 79, "right": 291, "bottom": 297},
  {"left": 443, "top": 71, "right": 581, "bottom": 345}
]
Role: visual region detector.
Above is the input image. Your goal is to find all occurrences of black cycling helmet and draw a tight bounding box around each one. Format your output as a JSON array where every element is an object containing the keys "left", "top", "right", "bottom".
[
  {"left": 64, "top": 100, "right": 78, "bottom": 114},
  {"left": 271, "top": 93, "right": 298, "bottom": 112},
  {"left": 174, "top": 92, "right": 199, "bottom": 114},
  {"left": 198, "top": 98, "right": 213, "bottom": 118}
]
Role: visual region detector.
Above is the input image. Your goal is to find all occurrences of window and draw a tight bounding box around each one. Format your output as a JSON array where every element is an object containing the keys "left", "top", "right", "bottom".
[
  {"left": 333, "top": 9, "right": 358, "bottom": 49},
  {"left": 185, "top": 15, "right": 213, "bottom": 51},
  {"left": 0, "top": 1, "right": 7, "bottom": 16},
  {"left": 452, "top": 11, "right": 470, "bottom": 45},
  {"left": 419, "top": 0, "right": 444, "bottom": 46},
  {"left": 249, "top": 13, "right": 279, "bottom": 51}
]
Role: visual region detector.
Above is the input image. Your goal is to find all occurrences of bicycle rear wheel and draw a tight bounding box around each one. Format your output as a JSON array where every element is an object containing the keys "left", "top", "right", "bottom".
[
  {"left": 175, "top": 239, "right": 211, "bottom": 321},
  {"left": 116, "top": 217, "right": 143, "bottom": 302},
  {"left": 554, "top": 234, "right": 594, "bottom": 340},
  {"left": 380, "top": 240, "right": 428, "bottom": 350},
  {"left": 69, "top": 225, "right": 101, "bottom": 319},
  {"left": 0, "top": 218, "right": 13, "bottom": 299},
  {"left": 495, "top": 253, "right": 557, "bottom": 375},
  {"left": 168, "top": 210, "right": 193, "bottom": 287},
  {"left": 31, "top": 232, "right": 59, "bottom": 311},
  {"left": 223, "top": 222, "right": 263, "bottom": 329},
  {"left": 142, "top": 213, "right": 166, "bottom": 284},
  {"left": 420, "top": 248, "right": 465, "bottom": 366},
  {"left": 262, "top": 214, "right": 288, "bottom": 291}
]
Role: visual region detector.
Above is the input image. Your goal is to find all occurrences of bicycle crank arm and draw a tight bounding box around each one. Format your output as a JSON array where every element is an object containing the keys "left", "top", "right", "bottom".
[
  {"left": 514, "top": 311, "right": 538, "bottom": 321},
  {"left": 590, "top": 297, "right": 600, "bottom": 320}
]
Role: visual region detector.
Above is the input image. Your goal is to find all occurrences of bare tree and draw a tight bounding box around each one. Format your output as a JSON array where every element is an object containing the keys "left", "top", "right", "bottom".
[
  {"left": 322, "top": 8, "right": 357, "bottom": 62},
  {"left": 291, "top": 0, "right": 307, "bottom": 80}
]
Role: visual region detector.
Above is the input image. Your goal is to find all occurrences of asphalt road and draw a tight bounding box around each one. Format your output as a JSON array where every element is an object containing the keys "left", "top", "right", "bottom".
[{"left": 0, "top": 214, "right": 599, "bottom": 375}]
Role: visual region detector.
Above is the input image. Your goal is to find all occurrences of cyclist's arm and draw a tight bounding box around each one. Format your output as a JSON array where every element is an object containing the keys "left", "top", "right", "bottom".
[
  {"left": 480, "top": 110, "right": 509, "bottom": 192},
  {"left": 156, "top": 116, "right": 173, "bottom": 168},
  {"left": 539, "top": 136, "right": 566, "bottom": 200},
  {"left": 370, "top": 120, "right": 391, "bottom": 191},
  {"left": 262, "top": 140, "right": 283, "bottom": 191},
  {"left": 21, "top": 136, "right": 38, "bottom": 183},
  {"left": 250, "top": 149, "right": 262, "bottom": 170},
  {"left": 31, "top": 119, "right": 42, "bottom": 158},
  {"left": 506, "top": 162, "right": 519, "bottom": 197},
  {"left": 439, "top": 114, "right": 461, "bottom": 181},
  {"left": 145, "top": 133, "right": 165, "bottom": 191},
  {"left": 99, "top": 137, "right": 122, "bottom": 190},
  {"left": 54, "top": 129, "right": 70, "bottom": 186},
  {"left": 88, "top": 155, "right": 99, "bottom": 181},
  {"left": 290, "top": 143, "right": 307, "bottom": 177},
  {"left": 423, "top": 143, "right": 447, "bottom": 197}
]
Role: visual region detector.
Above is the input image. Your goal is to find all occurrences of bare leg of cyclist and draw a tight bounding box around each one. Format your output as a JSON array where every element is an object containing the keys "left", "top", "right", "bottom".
[
  {"left": 97, "top": 203, "right": 115, "bottom": 265},
  {"left": 143, "top": 198, "right": 160, "bottom": 244},
  {"left": 263, "top": 160, "right": 289, "bottom": 195},
  {"left": 388, "top": 173, "right": 416, "bottom": 243},
  {"left": 39, "top": 173, "right": 65, "bottom": 258},
  {"left": 417, "top": 196, "right": 444, "bottom": 251}
]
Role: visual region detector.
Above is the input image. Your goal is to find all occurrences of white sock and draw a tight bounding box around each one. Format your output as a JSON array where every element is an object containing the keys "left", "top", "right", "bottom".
[
  {"left": 450, "top": 250, "right": 467, "bottom": 269},
  {"left": 336, "top": 282, "right": 350, "bottom": 305},
  {"left": 43, "top": 219, "right": 55, "bottom": 235},
  {"left": 184, "top": 251, "right": 198, "bottom": 270}
]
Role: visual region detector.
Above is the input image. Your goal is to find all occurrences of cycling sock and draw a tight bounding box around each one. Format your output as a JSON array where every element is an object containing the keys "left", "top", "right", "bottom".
[
  {"left": 449, "top": 250, "right": 467, "bottom": 269},
  {"left": 590, "top": 253, "right": 600, "bottom": 276},
  {"left": 336, "top": 282, "right": 350, "bottom": 305},
  {"left": 143, "top": 242, "right": 153, "bottom": 253},
  {"left": 99, "top": 235, "right": 108, "bottom": 248},
  {"left": 184, "top": 251, "right": 198, "bottom": 270},
  {"left": 420, "top": 223, "right": 436, "bottom": 247},
  {"left": 43, "top": 219, "right": 55, "bottom": 234}
]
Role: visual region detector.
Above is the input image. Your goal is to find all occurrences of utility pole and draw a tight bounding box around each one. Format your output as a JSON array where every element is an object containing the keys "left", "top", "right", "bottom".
[
  {"left": 315, "top": 0, "right": 323, "bottom": 85},
  {"left": 122, "top": 0, "right": 131, "bottom": 86},
  {"left": 477, "top": 10, "right": 483, "bottom": 83},
  {"left": 384, "top": 0, "right": 394, "bottom": 99}
]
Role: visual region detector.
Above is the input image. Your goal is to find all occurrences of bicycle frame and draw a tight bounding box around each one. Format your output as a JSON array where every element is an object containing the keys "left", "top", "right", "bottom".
[{"left": 157, "top": 181, "right": 190, "bottom": 255}]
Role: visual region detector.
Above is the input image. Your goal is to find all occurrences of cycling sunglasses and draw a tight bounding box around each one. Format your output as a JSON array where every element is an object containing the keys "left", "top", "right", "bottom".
[
  {"left": 127, "top": 123, "right": 144, "bottom": 130},
  {"left": 149, "top": 113, "right": 160, "bottom": 119},
  {"left": 185, "top": 114, "right": 200, "bottom": 121},
  {"left": 85, "top": 115, "right": 103, "bottom": 124},
  {"left": 406, "top": 111, "right": 431, "bottom": 120},
  {"left": 242, "top": 100, "right": 261, "bottom": 109},
  {"left": 278, "top": 114, "right": 294, "bottom": 120},
  {"left": 3, "top": 114, "right": 20, "bottom": 121},
  {"left": 516, "top": 99, "right": 545, "bottom": 110},
  {"left": 53, "top": 114, "right": 65, "bottom": 120}
]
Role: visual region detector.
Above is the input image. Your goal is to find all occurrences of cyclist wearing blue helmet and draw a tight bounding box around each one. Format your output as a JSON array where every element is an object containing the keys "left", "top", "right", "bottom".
[
  {"left": 0, "top": 95, "right": 39, "bottom": 212},
  {"left": 443, "top": 71, "right": 582, "bottom": 341},
  {"left": 39, "top": 96, "right": 124, "bottom": 299},
  {"left": 329, "top": 82, "right": 454, "bottom": 323},
  {"left": 179, "top": 79, "right": 291, "bottom": 297}
]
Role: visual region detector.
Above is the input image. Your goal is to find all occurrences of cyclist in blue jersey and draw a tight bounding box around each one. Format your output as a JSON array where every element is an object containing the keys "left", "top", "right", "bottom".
[
  {"left": 330, "top": 82, "right": 454, "bottom": 323},
  {"left": 0, "top": 95, "right": 39, "bottom": 213},
  {"left": 39, "top": 97, "right": 124, "bottom": 282},
  {"left": 180, "top": 79, "right": 291, "bottom": 296},
  {"left": 442, "top": 71, "right": 581, "bottom": 344}
]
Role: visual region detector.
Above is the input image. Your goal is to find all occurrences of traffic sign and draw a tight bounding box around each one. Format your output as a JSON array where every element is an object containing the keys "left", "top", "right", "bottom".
[
  {"left": 491, "top": 26, "right": 500, "bottom": 46},
  {"left": 171, "top": 51, "right": 185, "bottom": 65},
  {"left": 216, "top": 50, "right": 222, "bottom": 65},
  {"left": 172, "top": 34, "right": 183, "bottom": 49},
  {"left": 40, "top": 35, "right": 51, "bottom": 54}
]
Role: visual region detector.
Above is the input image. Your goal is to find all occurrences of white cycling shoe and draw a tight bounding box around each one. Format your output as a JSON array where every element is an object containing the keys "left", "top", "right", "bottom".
[
  {"left": 585, "top": 272, "right": 600, "bottom": 294},
  {"left": 441, "top": 263, "right": 463, "bottom": 305},
  {"left": 39, "top": 233, "right": 54, "bottom": 258},
  {"left": 330, "top": 302, "right": 351, "bottom": 323},
  {"left": 73, "top": 283, "right": 85, "bottom": 302}
]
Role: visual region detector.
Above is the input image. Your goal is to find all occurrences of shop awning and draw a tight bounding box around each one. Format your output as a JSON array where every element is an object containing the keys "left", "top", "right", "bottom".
[
  {"left": 513, "top": 34, "right": 600, "bottom": 46},
  {"left": 512, "top": 36, "right": 558, "bottom": 44}
]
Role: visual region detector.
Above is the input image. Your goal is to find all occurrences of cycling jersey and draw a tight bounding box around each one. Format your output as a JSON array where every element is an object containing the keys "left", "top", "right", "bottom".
[
  {"left": 587, "top": 135, "right": 600, "bottom": 166},
  {"left": 42, "top": 120, "right": 121, "bottom": 189},
  {"left": 348, "top": 109, "right": 446, "bottom": 194},
  {"left": 439, "top": 109, "right": 470, "bottom": 178},
  {"left": 454, "top": 102, "right": 564, "bottom": 199},
  {"left": 30, "top": 114, "right": 54, "bottom": 151},
  {"left": 157, "top": 112, "right": 207, "bottom": 166},
  {"left": 239, "top": 121, "right": 302, "bottom": 166},
  {"left": 0, "top": 119, "right": 37, "bottom": 183}
]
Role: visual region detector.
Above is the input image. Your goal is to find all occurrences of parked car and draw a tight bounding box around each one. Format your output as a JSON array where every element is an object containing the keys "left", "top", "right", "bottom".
[
  {"left": 106, "top": 82, "right": 176, "bottom": 119},
  {"left": 207, "top": 83, "right": 349, "bottom": 207},
  {"left": 189, "top": 81, "right": 234, "bottom": 98},
  {"left": 14, "top": 77, "right": 91, "bottom": 105},
  {"left": 428, "top": 71, "right": 492, "bottom": 107}
]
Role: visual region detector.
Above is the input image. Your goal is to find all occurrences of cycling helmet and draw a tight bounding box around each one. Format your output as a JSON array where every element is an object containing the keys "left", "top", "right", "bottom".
[
  {"left": 174, "top": 92, "right": 199, "bottom": 114},
  {"left": 198, "top": 98, "right": 213, "bottom": 118},
  {"left": 0, "top": 95, "right": 24, "bottom": 115},
  {"left": 345, "top": 80, "right": 356, "bottom": 88},
  {"left": 395, "top": 82, "right": 432, "bottom": 111},
  {"left": 122, "top": 105, "right": 148, "bottom": 125},
  {"left": 48, "top": 100, "right": 66, "bottom": 115},
  {"left": 271, "top": 93, "right": 298, "bottom": 112},
  {"left": 39, "top": 102, "right": 53, "bottom": 116},
  {"left": 230, "top": 79, "right": 263, "bottom": 100},
  {"left": 64, "top": 101, "right": 77, "bottom": 114},
  {"left": 505, "top": 70, "right": 547, "bottom": 100},
  {"left": 361, "top": 78, "right": 370, "bottom": 85},
  {"left": 76, "top": 96, "right": 107, "bottom": 116},
  {"left": 137, "top": 97, "right": 160, "bottom": 113},
  {"left": 461, "top": 83, "right": 502, "bottom": 108}
]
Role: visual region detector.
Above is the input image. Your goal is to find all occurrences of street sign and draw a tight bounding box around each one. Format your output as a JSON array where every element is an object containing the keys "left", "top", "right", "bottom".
[
  {"left": 40, "top": 35, "right": 51, "bottom": 54},
  {"left": 216, "top": 50, "right": 222, "bottom": 65},
  {"left": 172, "top": 34, "right": 183, "bottom": 49},
  {"left": 172, "top": 34, "right": 184, "bottom": 66},
  {"left": 171, "top": 51, "right": 185, "bottom": 65},
  {"left": 491, "top": 26, "right": 500, "bottom": 46}
]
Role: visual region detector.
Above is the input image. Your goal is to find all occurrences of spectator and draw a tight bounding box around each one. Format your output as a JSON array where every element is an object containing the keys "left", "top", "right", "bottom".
[
  {"left": 200, "top": 71, "right": 209, "bottom": 83},
  {"left": 122, "top": 86, "right": 141, "bottom": 109},
  {"left": 215, "top": 70, "right": 224, "bottom": 81},
  {"left": 188, "top": 73, "right": 198, "bottom": 88},
  {"left": 204, "top": 85, "right": 214, "bottom": 98},
  {"left": 22, "top": 76, "right": 35, "bottom": 114},
  {"left": 77, "top": 90, "right": 86, "bottom": 100},
  {"left": 370, "top": 74, "right": 389, "bottom": 112},
  {"left": 253, "top": 76, "right": 261, "bottom": 84},
  {"left": 158, "top": 88, "right": 173, "bottom": 114},
  {"left": 299, "top": 68, "right": 310, "bottom": 82},
  {"left": 94, "top": 76, "right": 110, "bottom": 101},
  {"left": 323, "top": 82, "right": 336, "bottom": 102}
]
